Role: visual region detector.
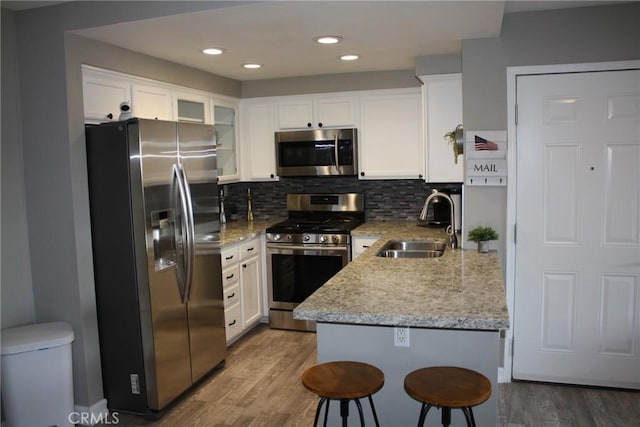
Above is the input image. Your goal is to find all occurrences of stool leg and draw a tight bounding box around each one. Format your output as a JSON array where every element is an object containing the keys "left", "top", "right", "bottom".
[
  {"left": 339, "top": 399, "right": 349, "bottom": 427},
  {"left": 461, "top": 407, "right": 477, "bottom": 427},
  {"left": 323, "top": 399, "right": 330, "bottom": 427},
  {"left": 354, "top": 399, "right": 365, "bottom": 427},
  {"left": 313, "top": 397, "right": 327, "bottom": 427},
  {"left": 441, "top": 406, "right": 451, "bottom": 427},
  {"left": 418, "top": 403, "right": 432, "bottom": 427},
  {"left": 368, "top": 395, "right": 381, "bottom": 427}
]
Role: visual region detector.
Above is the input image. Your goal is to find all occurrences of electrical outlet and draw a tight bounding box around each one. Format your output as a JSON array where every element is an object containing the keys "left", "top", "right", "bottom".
[
  {"left": 394, "top": 327, "right": 410, "bottom": 347},
  {"left": 130, "top": 374, "right": 140, "bottom": 394}
]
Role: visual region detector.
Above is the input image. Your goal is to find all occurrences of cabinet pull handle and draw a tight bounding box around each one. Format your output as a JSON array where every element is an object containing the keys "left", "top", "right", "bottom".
[
  {"left": 227, "top": 293, "right": 235, "bottom": 299},
  {"left": 228, "top": 320, "right": 237, "bottom": 327},
  {"left": 226, "top": 273, "right": 234, "bottom": 280},
  {"left": 226, "top": 255, "right": 234, "bottom": 260},
  {"left": 318, "top": 122, "right": 323, "bottom": 128},
  {"left": 360, "top": 171, "right": 365, "bottom": 176},
  {"left": 246, "top": 247, "right": 254, "bottom": 252},
  {"left": 242, "top": 264, "right": 247, "bottom": 268},
  {"left": 307, "top": 122, "right": 312, "bottom": 128},
  {"left": 270, "top": 173, "right": 275, "bottom": 179},
  {"left": 363, "top": 245, "right": 370, "bottom": 248},
  {"left": 107, "top": 113, "right": 113, "bottom": 120}
]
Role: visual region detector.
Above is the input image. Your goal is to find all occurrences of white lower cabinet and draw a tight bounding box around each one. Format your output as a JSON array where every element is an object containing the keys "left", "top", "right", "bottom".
[
  {"left": 352, "top": 236, "right": 381, "bottom": 259},
  {"left": 222, "top": 236, "right": 263, "bottom": 344},
  {"left": 239, "top": 240, "right": 262, "bottom": 328}
]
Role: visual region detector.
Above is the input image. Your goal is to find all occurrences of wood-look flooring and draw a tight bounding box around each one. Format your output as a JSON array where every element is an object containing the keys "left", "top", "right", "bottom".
[{"left": 111, "top": 324, "right": 639, "bottom": 426}]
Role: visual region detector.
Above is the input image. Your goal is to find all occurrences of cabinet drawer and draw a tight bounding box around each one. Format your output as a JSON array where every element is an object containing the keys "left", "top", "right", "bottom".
[
  {"left": 223, "top": 283, "right": 240, "bottom": 308},
  {"left": 221, "top": 246, "right": 239, "bottom": 269},
  {"left": 222, "top": 265, "right": 239, "bottom": 288},
  {"left": 224, "top": 303, "right": 242, "bottom": 343},
  {"left": 239, "top": 240, "right": 261, "bottom": 259}
]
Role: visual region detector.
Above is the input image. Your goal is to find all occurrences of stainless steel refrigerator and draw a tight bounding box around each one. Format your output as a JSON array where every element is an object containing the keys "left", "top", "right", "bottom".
[{"left": 86, "top": 119, "right": 226, "bottom": 417}]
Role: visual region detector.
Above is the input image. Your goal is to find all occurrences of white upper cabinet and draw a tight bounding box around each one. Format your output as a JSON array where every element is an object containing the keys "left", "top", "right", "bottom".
[
  {"left": 239, "top": 99, "right": 278, "bottom": 181},
  {"left": 420, "top": 74, "right": 464, "bottom": 183},
  {"left": 358, "top": 88, "right": 424, "bottom": 179},
  {"left": 277, "top": 94, "right": 357, "bottom": 129},
  {"left": 212, "top": 98, "right": 240, "bottom": 183},
  {"left": 132, "top": 84, "right": 173, "bottom": 121},
  {"left": 174, "top": 91, "right": 212, "bottom": 124},
  {"left": 82, "top": 66, "right": 241, "bottom": 181},
  {"left": 82, "top": 70, "right": 131, "bottom": 124}
]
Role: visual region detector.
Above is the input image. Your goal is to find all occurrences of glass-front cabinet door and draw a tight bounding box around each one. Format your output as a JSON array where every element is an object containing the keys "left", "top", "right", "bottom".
[
  {"left": 174, "top": 92, "right": 211, "bottom": 124},
  {"left": 212, "top": 100, "right": 239, "bottom": 183}
]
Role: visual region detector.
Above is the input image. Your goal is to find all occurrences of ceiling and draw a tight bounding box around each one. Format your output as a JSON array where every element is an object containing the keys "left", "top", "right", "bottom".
[{"left": 5, "top": 1, "right": 631, "bottom": 81}]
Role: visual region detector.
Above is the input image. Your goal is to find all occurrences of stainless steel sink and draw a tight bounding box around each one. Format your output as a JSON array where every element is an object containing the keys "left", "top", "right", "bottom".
[
  {"left": 381, "top": 240, "right": 447, "bottom": 252},
  {"left": 377, "top": 249, "right": 444, "bottom": 258},
  {"left": 375, "top": 240, "right": 446, "bottom": 258}
]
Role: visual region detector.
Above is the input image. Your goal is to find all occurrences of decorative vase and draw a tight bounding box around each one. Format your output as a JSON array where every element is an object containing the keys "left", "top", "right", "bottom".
[{"left": 477, "top": 241, "right": 490, "bottom": 253}]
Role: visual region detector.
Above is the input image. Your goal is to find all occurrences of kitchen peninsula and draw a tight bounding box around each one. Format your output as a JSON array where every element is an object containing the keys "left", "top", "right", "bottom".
[{"left": 294, "top": 222, "right": 509, "bottom": 426}]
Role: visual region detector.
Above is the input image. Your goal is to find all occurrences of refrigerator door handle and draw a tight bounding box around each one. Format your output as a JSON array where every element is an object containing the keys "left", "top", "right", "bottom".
[
  {"left": 178, "top": 164, "right": 196, "bottom": 302},
  {"left": 172, "top": 163, "right": 191, "bottom": 303}
]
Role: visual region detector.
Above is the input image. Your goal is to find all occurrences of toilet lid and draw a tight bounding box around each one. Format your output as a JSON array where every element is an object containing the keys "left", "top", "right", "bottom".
[{"left": 1, "top": 321, "right": 74, "bottom": 355}]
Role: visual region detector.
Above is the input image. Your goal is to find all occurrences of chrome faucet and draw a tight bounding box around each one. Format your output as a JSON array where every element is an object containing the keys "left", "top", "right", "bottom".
[{"left": 419, "top": 189, "right": 458, "bottom": 249}]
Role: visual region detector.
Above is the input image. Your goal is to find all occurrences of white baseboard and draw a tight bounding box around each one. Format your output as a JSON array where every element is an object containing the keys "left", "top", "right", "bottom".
[{"left": 498, "top": 367, "right": 511, "bottom": 383}]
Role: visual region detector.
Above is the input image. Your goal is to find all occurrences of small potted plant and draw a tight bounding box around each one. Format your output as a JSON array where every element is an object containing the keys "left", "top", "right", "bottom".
[
  {"left": 444, "top": 124, "right": 464, "bottom": 164},
  {"left": 467, "top": 226, "right": 499, "bottom": 253}
]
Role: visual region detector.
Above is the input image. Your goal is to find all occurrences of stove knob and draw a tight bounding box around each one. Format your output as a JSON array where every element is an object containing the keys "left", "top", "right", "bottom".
[
  {"left": 303, "top": 234, "right": 311, "bottom": 242},
  {"left": 319, "top": 235, "right": 327, "bottom": 243},
  {"left": 272, "top": 234, "right": 281, "bottom": 241},
  {"left": 286, "top": 234, "right": 292, "bottom": 241},
  {"left": 332, "top": 235, "right": 340, "bottom": 244}
]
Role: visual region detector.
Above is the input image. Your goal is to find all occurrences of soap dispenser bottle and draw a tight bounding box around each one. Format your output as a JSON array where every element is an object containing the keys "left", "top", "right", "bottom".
[
  {"left": 219, "top": 187, "right": 226, "bottom": 224},
  {"left": 247, "top": 188, "right": 254, "bottom": 222}
]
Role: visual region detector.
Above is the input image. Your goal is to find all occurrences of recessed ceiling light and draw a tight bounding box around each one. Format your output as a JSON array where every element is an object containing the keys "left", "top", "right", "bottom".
[
  {"left": 314, "top": 35, "right": 343, "bottom": 44},
  {"left": 340, "top": 54, "right": 360, "bottom": 61},
  {"left": 202, "top": 48, "right": 225, "bottom": 55},
  {"left": 243, "top": 63, "right": 262, "bottom": 69}
]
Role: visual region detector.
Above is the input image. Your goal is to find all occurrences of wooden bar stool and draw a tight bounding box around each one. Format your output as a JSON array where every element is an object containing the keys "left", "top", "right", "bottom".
[
  {"left": 404, "top": 366, "right": 491, "bottom": 427},
  {"left": 302, "top": 361, "right": 384, "bottom": 427}
]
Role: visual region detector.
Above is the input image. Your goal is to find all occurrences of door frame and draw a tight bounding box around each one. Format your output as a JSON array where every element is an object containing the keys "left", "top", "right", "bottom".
[{"left": 504, "top": 60, "right": 640, "bottom": 383}]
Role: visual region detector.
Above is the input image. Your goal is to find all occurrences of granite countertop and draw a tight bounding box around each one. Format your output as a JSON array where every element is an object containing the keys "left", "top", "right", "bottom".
[
  {"left": 294, "top": 221, "right": 510, "bottom": 330},
  {"left": 218, "top": 220, "right": 275, "bottom": 246}
]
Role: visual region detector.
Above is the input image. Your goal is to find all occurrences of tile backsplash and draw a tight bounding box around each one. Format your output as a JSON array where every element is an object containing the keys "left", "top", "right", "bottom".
[{"left": 223, "top": 178, "right": 461, "bottom": 222}]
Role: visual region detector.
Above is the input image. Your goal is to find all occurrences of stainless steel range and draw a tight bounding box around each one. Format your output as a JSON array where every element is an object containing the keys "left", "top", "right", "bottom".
[{"left": 266, "top": 193, "right": 364, "bottom": 331}]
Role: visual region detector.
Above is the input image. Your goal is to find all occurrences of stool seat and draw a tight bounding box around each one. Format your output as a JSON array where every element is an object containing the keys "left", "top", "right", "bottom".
[
  {"left": 303, "top": 361, "right": 384, "bottom": 427},
  {"left": 404, "top": 366, "right": 491, "bottom": 427},
  {"left": 302, "top": 361, "right": 384, "bottom": 399}
]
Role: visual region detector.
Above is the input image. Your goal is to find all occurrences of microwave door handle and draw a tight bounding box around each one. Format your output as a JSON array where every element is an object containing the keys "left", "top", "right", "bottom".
[{"left": 334, "top": 134, "right": 339, "bottom": 172}]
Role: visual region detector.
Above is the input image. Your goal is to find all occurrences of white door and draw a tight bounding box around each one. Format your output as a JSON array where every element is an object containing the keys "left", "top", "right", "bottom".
[{"left": 513, "top": 69, "right": 640, "bottom": 389}]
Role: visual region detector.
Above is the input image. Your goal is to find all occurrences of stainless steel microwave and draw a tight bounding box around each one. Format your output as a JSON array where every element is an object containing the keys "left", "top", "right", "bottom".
[{"left": 275, "top": 128, "right": 358, "bottom": 177}]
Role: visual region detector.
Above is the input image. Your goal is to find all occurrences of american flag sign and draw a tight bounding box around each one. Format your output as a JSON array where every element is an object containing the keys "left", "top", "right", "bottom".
[{"left": 474, "top": 135, "right": 499, "bottom": 151}]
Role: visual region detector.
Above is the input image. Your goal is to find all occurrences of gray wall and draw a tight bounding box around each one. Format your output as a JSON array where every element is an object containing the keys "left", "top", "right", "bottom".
[
  {"left": 1, "top": 8, "right": 36, "bottom": 328},
  {"left": 462, "top": 2, "right": 640, "bottom": 267},
  {"left": 415, "top": 52, "right": 462, "bottom": 76},
  {"left": 241, "top": 69, "right": 420, "bottom": 97}
]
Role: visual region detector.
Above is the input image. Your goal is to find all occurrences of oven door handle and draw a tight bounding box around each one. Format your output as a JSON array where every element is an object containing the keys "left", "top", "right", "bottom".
[
  {"left": 334, "top": 134, "right": 340, "bottom": 172},
  {"left": 267, "top": 244, "right": 349, "bottom": 252}
]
